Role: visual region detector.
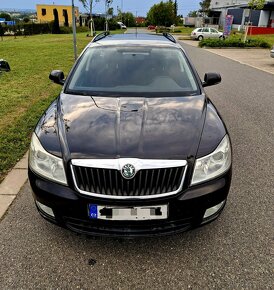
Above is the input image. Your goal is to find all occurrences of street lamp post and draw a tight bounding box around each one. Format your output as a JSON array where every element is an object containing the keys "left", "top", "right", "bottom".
[{"left": 72, "top": 0, "right": 77, "bottom": 61}]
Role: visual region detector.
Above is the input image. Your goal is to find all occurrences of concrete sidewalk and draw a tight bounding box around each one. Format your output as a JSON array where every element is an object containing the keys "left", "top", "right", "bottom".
[
  {"left": 179, "top": 39, "right": 274, "bottom": 75},
  {"left": 0, "top": 153, "right": 28, "bottom": 219}
]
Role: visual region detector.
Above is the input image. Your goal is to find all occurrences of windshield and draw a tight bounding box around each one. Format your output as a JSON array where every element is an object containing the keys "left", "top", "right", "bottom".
[{"left": 66, "top": 46, "right": 200, "bottom": 96}]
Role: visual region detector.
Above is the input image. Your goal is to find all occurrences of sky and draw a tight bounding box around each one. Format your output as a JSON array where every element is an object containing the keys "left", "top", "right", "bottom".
[{"left": 0, "top": 0, "right": 200, "bottom": 17}]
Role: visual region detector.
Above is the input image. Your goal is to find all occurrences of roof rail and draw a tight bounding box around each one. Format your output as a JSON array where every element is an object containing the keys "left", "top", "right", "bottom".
[
  {"left": 163, "top": 32, "right": 176, "bottom": 43},
  {"left": 92, "top": 31, "right": 110, "bottom": 43}
]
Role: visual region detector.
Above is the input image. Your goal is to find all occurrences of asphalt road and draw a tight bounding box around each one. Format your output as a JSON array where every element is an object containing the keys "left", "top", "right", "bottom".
[{"left": 0, "top": 42, "right": 273, "bottom": 289}]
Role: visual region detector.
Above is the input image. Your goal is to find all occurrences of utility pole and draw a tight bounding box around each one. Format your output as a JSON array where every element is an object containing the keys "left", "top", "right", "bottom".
[
  {"left": 89, "top": 0, "right": 95, "bottom": 36},
  {"left": 72, "top": 0, "right": 77, "bottom": 61},
  {"left": 121, "top": 0, "right": 123, "bottom": 22},
  {"left": 105, "top": 0, "right": 109, "bottom": 31},
  {"left": 135, "top": 11, "right": 137, "bottom": 34}
]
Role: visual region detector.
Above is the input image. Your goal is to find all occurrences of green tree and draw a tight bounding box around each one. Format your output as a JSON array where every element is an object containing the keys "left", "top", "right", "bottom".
[
  {"left": 199, "top": 0, "right": 211, "bottom": 16},
  {"left": 0, "top": 13, "right": 11, "bottom": 21},
  {"left": 107, "top": 7, "right": 114, "bottom": 17},
  {"left": 0, "top": 23, "right": 3, "bottom": 40},
  {"left": 147, "top": 1, "right": 176, "bottom": 26},
  {"left": 248, "top": 0, "right": 265, "bottom": 10},
  {"left": 188, "top": 10, "right": 198, "bottom": 17},
  {"left": 174, "top": 0, "right": 178, "bottom": 17},
  {"left": 63, "top": 9, "right": 69, "bottom": 27},
  {"left": 247, "top": 0, "right": 265, "bottom": 25},
  {"left": 124, "top": 12, "right": 135, "bottom": 27},
  {"left": 23, "top": 17, "right": 30, "bottom": 23},
  {"left": 246, "top": 0, "right": 265, "bottom": 37},
  {"left": 79, "top": 0, "right": 97, "bottom": 34},
  {"left": 79, "top": 0, "right": 94, "bottom": 18},
  {"left": 116, "top": 12, "right": 135, "bottom": 27},
  {"left": 52, "top": 9, "right": 60, "bottom": 34}
]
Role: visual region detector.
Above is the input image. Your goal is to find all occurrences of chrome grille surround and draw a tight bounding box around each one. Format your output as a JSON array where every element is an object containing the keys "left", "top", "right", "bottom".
[{"left": 71, "top": 158, "right": 188, "bottom": 200}]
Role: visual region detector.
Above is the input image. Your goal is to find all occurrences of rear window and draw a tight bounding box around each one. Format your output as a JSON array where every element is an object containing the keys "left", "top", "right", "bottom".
[{"left": 66, "top": 46, "right": 200, "bottom": 97}]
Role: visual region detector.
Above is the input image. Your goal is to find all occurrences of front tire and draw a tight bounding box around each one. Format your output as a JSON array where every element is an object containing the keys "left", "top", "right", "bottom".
[{"left": 219, "top": 35, "right": 225, "bottom": 40}]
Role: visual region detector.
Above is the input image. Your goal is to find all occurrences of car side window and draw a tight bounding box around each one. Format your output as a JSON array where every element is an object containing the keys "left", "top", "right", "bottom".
[
  {"left": 211, "top": 28, "right": 218, "bottom": 33},
  {"left": 197, "top": 29, "right": 202, "bottom": 32},
  {"left": 202, "top": 28, "right": 209, "bottom": 32}
]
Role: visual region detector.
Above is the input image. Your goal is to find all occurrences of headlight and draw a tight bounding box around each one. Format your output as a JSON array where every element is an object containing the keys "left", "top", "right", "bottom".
[
  {"left": 191, "top": 135, "right": 231, "bottom": 185},
  {"left": 29, "top": 133, "right": 67, "bottom": 185}
]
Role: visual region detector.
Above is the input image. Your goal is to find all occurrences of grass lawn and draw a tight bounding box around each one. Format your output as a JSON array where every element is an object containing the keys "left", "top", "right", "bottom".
[
  {"left": 229, "top": 31, "right": 274, "bottom": 46},
  {"left": 172, "top": 26, "right": 194, "bottom": 35},
  {"left": 0, "top": 32, "right": 117, "bottom": 181},
  {"left": 248, "top": 34, "right": 274, "bottom": 46}
]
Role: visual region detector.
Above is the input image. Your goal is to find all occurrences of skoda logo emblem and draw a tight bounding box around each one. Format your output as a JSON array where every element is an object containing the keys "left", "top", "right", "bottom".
[{"left": 121, "top": 164, "right": 136, "bottom": 179}]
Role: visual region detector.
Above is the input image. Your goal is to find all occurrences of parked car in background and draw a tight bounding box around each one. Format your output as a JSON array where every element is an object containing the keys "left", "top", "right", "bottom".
[
  {"left": 191, "top": 27, "right": 225, "bottom": 41},
  {"left": 271, "top": 45, "right": 274, "bottom": 58},
  {"left": 117, "top": 22, "right": 127, "bottom": 29},
  {"left": 29, "top": 32, "right": 232, "bottom": 237},
  {"left": 147, "top": 25, "right": 156, "bottom": 30}
]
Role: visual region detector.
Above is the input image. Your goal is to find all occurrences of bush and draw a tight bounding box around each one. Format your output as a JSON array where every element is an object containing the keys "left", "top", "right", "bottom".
[
  {"left": 155, "top": 26, "right": 171, "bottom": 33},
  {"left": 93, "top": 17, "right": 120, "bottom": 31},
  {"left": 199, "top": 37, "right": 271, "bottom": 49},
  {"left": 59, "top": 26, "right": 89, "bottom": 34},
  {"left": 2, "top": 23, "right": 52, "bottom": 36},
  {"left": 59, "top": 26, "right": 72, "bottom": 34}
]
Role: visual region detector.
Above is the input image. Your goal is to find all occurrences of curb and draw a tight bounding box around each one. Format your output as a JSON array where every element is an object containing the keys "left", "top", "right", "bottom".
[{"left": 0, "top": 152, "right": 28, "bottom": 220}]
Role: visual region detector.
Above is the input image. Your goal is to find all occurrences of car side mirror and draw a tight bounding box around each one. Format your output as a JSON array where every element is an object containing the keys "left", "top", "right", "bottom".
[
  {"left": 49, "top": 70, "right": 65, "bottom": 85},
  {"left": 0, "top": 59, "right": 11, "bottom": 72},
  {"left": 202, "top": 72, "right": 221, "bottom": 87}
]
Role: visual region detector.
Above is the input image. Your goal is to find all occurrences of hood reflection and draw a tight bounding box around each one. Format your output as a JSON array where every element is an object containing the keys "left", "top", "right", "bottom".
[{"left": 60, "top": 94, "right": 206, "bottom": 159}]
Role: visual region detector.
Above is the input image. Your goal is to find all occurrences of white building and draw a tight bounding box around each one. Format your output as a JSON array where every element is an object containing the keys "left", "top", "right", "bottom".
[{"left": 210, "top": 0, "right": 274, "bottom": 29}]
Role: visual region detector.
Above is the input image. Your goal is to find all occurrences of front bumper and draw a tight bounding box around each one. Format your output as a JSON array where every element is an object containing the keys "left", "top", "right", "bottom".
[{"left": 28, "top": 168, "right": 232, "bottom": 237}]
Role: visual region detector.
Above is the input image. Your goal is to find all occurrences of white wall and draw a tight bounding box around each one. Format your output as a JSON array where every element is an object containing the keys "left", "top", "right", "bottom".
[{"left": 210, "top": 0, "right": 248, "bottom": 9}]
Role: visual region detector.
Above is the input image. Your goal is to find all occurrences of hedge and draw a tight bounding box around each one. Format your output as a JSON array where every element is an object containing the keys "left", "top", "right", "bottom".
[
  {"left": 1, "top": 23, "right": 52, "bottom": 36},
  {"left": 0, "top": 19, "right": 119, "bottom": 37},
  {"left": 199, "top": 38, "right": 271, "bottom": 49}
]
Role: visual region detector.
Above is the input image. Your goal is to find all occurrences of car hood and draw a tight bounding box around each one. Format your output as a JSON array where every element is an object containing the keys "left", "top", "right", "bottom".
[{"left": 59, "top": 93, "right": 207, "bottom": 160}]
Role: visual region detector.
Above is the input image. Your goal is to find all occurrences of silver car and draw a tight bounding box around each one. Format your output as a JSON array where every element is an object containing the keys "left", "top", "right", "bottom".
[
  {"left": 271, "top": 45, "right": 274, "bottom": 58},
  {"left": 191, "top": 27, "right": 225, "bottom": 41}
]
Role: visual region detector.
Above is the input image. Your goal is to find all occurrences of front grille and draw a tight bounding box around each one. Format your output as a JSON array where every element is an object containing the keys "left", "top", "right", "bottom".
[{"left": 72, "top": 165, "right": 186, "bottom": 198}]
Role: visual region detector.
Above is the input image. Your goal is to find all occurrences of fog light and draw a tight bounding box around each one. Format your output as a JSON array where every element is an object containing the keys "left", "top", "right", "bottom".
[
  {"left": 36, "top": 201, "right": 55, "bottom": 218},
  {"left": 203, "top": 200, "right": 225, "bottom": 219}
]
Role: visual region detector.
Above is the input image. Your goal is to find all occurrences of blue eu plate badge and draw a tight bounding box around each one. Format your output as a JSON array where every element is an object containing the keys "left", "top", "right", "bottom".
[{"left": 88, "top": 204, "right": 98, "bottom": 219}]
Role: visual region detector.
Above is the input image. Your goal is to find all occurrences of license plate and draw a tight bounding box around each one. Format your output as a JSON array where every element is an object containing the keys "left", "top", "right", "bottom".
[{"left": 88, "top": 204, "right": 168, "bottom": 221}]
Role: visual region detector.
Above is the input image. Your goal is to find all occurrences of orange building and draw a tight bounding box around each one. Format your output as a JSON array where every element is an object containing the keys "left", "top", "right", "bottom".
[
  {"left": 135, "top": 17, "right": 146, "bottom": 25},
  {"left": 36, "top": 4, "right": 79, "bottom": 26}
]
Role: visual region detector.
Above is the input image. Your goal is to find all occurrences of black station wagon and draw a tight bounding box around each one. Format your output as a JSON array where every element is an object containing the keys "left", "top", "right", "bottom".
[{"left": 28, "top": 32, "right": 232, "bottom": 237}]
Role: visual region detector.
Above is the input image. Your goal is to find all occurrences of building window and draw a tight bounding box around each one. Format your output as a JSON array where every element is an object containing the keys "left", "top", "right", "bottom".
[{"left": 42, "top": 8, "right": 46, "bottom": 16}]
